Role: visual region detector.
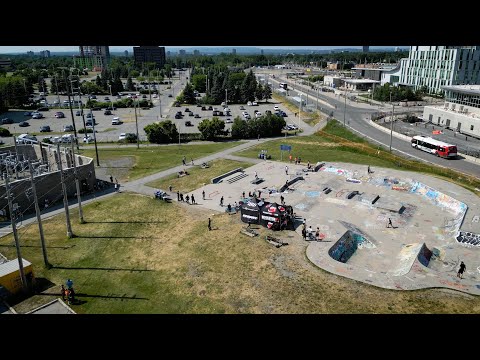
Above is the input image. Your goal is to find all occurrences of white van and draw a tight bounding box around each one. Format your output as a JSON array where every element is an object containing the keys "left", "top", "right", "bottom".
[{"left": 112, "top": 117, "right": 121, "bottom": 125}]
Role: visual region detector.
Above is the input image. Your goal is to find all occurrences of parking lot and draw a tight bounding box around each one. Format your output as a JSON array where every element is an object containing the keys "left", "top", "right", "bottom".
[{"left": 0, "top": 72, "right": 298, "bottom": 145}]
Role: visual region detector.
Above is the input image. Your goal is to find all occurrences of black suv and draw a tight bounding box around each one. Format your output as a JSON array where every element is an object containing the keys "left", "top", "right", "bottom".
[{"left": 1, "top": 118, "right": 14, "bottom": 124}]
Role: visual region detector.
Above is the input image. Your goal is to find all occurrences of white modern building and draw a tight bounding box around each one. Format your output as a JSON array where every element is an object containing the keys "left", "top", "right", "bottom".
[
  {"left": 422, "top": 85, "right": 480, "bottom": 138},
  {"left": 400, "top": 46, "right": 480, "bottom": 95},
  {"left": 324, "top": 75, "right": 342, "bottom": 88}
]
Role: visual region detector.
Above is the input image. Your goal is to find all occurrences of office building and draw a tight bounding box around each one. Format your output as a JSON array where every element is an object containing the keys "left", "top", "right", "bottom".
[
  {"left": 124, "top": 50, "right": 128, "bottom": 57},
  {"left": 232, "top": 49, "right": 236, "bottom": 55},
  {"left": 179, "top": 49, "right": 186, "bottom": 56},
  {"left": 399, "top": 46, "right": 480, "bottom": 95},
  {"left": 193, "top": 49, "right": 200, "bottom": 56},
  {"left": 362, "top": 46, "right": 369, "bottom": 53},
  {"left": 423, "top": 85, "right": 480, "bottom": 138},
  {"left": 133, "top": 46, "right": 166, "bottom": 68},
  {"left": 39, "top": 50, "right": 50, "bottom": 58}
]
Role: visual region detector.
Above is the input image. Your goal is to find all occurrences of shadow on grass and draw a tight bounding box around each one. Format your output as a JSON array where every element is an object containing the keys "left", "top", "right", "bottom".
[
  {"left": 0, "top": 244, "right": 76, "bottom": 250},
  {"left": 83, "top": 221, "right": 165, "bottom": 224},
  {"left": 75, "top": 292, "right": 149, "bottom": 300},
  {"left": 75, "top": 235, "right": 155, "bottom": 239},
  {"left": 51, "top": 265, "right": 154, "bottom": 272}
]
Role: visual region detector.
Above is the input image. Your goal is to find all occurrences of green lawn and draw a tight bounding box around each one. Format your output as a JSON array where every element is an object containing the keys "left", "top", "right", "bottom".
[
  {"left": 3, "top": 193, "right": 479, "bottom": 314},
  {"left": 146, "top": 158, "right": 254, "bottom": 193},
  {"left": 79, "top": 141, "right": 244, "bottom": 182}
]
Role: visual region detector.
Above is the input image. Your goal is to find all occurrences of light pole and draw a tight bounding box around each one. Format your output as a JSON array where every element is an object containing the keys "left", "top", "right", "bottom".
[
  {"left": 343, "top": 86, "right": 347, "bottom": 127},
  {"left": 108, "top": 84, "right": 113, "bottom": 110},
  {"left": 225, "top": 89, "right": 228, "bottom": 107},
  {"left": 389, "top": 92, "right": 394, "bottom": 152},
  {"left": 134, "top": 97, "right": 139, "bottom": 149},
  {"left": 90, "top": 108, "right": 100, "bottom": 166}
]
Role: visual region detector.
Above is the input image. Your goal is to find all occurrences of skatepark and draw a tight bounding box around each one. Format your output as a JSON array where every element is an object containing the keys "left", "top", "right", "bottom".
[{"left": 191, "top": 159, "right": 480, "bottom": 295}]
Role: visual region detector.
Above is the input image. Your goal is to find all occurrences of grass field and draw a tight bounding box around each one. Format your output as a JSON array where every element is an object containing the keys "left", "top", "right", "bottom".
[
  {"left": 2, "top": 193, "right": 479, "bottom": 314},
  {"left": 235, "top": 121, "right": 480, "bottom": 194},
  {"left": 146, "top": 159, "right": 254, "bottom": 193},
  {"left": 79, "top": 141, "right": 244, "bottom": 182}
]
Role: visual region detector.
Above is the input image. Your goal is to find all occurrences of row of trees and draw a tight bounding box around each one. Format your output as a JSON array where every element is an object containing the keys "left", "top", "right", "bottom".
[
  {"left": 143, "top": 113, "right": 286, "bottom": 144},
  {"left": 372, "top": 83, "right": 424, "bottom": 102},
  {"left": 181, "top": 69, "right": 272, "bottom": 105},
  {"left": 0, "top": 76, "right": 31, "bottom": 112}
]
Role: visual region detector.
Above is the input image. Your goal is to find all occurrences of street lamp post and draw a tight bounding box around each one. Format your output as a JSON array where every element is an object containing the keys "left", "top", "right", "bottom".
[
  {"left": 134, "top": 98, "right": 139, "bottom": 149},
  {"left": 389, "top": 92, "right": 394, "bottom": 152},
  {"left": 108, "top": 84, "right": 113, "bottom": 110},
  {"left": 343, "top": 86, "right": 347, "bottom": 127}
]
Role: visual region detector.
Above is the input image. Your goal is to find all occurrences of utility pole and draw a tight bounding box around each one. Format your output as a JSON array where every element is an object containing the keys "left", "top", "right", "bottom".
[
  {"left": 57, "top": 143, "right": 73, "bottom": 238},
  {"left": 54, "top": 75, "right": 60, "bottom": 106},
  {"left": 5, "top": 167, "right": 28, "bottom": 293},
  {"left": 90, "top": 108, "right": 100, "bottom": 166},
  {"left": 28, "top": 160, "right": 49, "bottom": 268},
  {"left": 225, "top": 88, "right": 228, "bottom": 106},
  {"left": 390, "top": 92, "right": 394, "bottom": 152},
  {"left": 64, "top": 70, "right": 80, "bottom": 151},
  {"left": 343, "top": 87, "right": 347, "bottom": 127},
  {"left": 134, "top": 98, "right": 139, "bottom": 149},
  {"left": 70, "top": 141, "right": 84, "bottom": 224}
]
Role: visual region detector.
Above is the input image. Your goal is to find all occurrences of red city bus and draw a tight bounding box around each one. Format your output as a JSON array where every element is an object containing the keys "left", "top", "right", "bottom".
[{"left": 411, "top": 135, "right": 457, "bottom": 158}]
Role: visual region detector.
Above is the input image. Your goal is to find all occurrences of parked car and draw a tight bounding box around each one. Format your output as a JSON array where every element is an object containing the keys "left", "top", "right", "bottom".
[
  {"left": 86, "top": 113, "right": 94, "bottom": 119},
  {"left": 19, "top": 121, "right": 29, "bottom": 127},
  {"left": 16, "top": 134, "right": 37, "bottom": 143},
  {"left": 64, "top": 125, "right": 74, "bottom": 132},
  {"left": 185, "top": 121, "right": 193, "bottom": 126},
  {"left": 188, "top": 111, "right": 194, "bottom": 116},
  {"left": 24, "top": 111, "right": 32, "bottom": 116},
  {"left": 75, "top": 110, "right": 83, "bottom": 116},
  {"left": 274, "top": 105, "right": 280, "bottom": 111},
  {"left": 225, "top": 118, "right": 233, "bottom": 123},
  {"left": 32, "top": 112, "right": 43, "bottom": 119},
  {"left": 252, "top": 101, "right": 258, "bottom": 106},
  {"left": 118, "top": 133, "right": 127, "bottom": 141},
  {"left": 83, "top": 135, "right": 93, "bottom": 143},
  {"left": 239, "top": 105, "right": 245, "bottom": 110},
  {"left": 40, "top": 125, "right": 51, "bottom": 132},
  {"left": 168, "top": 94, "right": 173, "bottom": 97},
  {"left": 184, "top": 108, "right": 190, "bottom": 112},
  {"left": 247, "top": 101, "right": 252, "bottom": 106},
  {"left": 104, "top": 110, "right": 112, "bottom": 115},
  {"left": 111, "top": 117, "right": 121, "bottom": 125},
  {"left": 194, "top": 114, "right": 200, "bottom": 118},
  {"left": 55, "top": 111, "right": 65, "bottom": 118},
  {"left": 1, "top": 118, "right": 14, "bottom": 124},
  {"left": 61, "top": 134, "right": 75, "bottom": 143},
  {"left": 37, "top": 107, "right": 49, "bottom": 112},
  {"left": 201, "top": 106, "right": 206, "bottom": 111},
  {"left": 207, "top": 106, "right": 213, "bottom": 110}
]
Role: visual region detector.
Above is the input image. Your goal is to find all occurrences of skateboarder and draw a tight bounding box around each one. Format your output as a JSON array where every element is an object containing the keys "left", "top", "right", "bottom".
[
  {"left": 387, "top": 218, "right": 394, "bottom": 228},
  {"left": 457, "top": 261, "right": 466, "bottom": 279}
]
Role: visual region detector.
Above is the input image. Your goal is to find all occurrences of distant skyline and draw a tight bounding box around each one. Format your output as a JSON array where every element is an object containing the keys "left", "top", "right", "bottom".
[{"left": 0, "top": 46, "right": 406, "bottom": 54}]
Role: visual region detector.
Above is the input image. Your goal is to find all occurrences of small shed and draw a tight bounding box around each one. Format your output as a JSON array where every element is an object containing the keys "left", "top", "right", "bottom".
[{"left": 0, "top": 258, "right": 34, "bottom": 295}]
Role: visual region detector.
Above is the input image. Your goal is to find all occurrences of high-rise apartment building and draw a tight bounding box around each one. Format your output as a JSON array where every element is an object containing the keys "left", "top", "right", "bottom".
[{"left": 73, "top": 46, "right": 110, "bottom": 71}]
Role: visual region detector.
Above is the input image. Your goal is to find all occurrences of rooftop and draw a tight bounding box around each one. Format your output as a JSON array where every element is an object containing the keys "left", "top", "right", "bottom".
[
  {"left": 344, "top": 79, "right": 381, "bottom": 84},
  {"left": 442, "top": 85, "right": 480, "bottom": 96}
]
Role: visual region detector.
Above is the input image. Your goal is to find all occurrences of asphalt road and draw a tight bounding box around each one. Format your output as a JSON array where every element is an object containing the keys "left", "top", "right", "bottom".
[{"left": 257, "top": 70, "right": 480, "bottom": 178}]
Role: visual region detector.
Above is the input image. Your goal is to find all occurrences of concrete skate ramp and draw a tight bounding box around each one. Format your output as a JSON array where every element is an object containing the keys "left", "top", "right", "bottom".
[
  {"left": 388, "top": 243, "right": 423, "bottom": 276},
  {"left": 357, "top": 193, "right": 380, "bottom": 205},
  {"left": 328, "top": 230, "right": 376, "bottom": 263},
  {"left": 374, "top": 197, "right": 405, "bottom": 213}
]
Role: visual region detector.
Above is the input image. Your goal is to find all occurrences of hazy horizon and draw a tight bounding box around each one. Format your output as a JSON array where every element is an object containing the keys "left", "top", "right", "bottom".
[{"left": 0, "top": 46, "right": 405, "bottom": 54}]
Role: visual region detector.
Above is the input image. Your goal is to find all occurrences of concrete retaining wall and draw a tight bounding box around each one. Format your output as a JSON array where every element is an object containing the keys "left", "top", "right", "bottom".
[{"left": 0, "top": 144, "right": 95, "bottom": 218}]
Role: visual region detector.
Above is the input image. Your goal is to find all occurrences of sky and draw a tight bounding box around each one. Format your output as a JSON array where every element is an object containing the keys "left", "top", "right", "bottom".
[{"left": 0, "top": 46, "right": 402, "bottom": 54}]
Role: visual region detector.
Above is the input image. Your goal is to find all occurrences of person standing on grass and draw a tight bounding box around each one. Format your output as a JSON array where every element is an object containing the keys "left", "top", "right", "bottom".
[
  {"left": 208, "top": 217, "right": 212, "bottom": 231},
  {"left": 202, "top": 190, "right": 205, "bottom": 200},
  {"left": 61, "top": 285, "right": 66, "bottom": 301},
  {"left": 457, "top": 261, "right": 466, "bottom": 279}
]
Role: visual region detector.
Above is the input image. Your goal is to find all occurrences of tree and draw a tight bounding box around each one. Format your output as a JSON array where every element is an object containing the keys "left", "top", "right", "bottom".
[
  {"left": 255, "top": 83, "right": 264, "bottom": 102},
  {"left": 231, "top": 117, "right": 248, "bottom": 139},
  {"left": 144, "top": 120, "right": 178, "bottom": 144},
  {"left": 182, "top": 83, "right": 196, "bottom": 104},
  {"left": 38, "top": 77, "right": 48, "bottom": 94},
  {"left": 126, "top": 76, "right": 135, "bottom": 91},
  {"left": 262, "top": 84, "right": 272, "bottom": 102},
  {"left": 191, "top": 74, "right": 206, "bottom": 92},
  {"left": 197, "top": 117, "right": 226, "bottom": 140}
]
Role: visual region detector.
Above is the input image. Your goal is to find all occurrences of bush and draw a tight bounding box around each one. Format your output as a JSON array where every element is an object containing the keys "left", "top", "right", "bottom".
[
  {"left": 125, "top": 133, "right": 137, "bottom": 143},
  {"left": 0, "top": 127, "right": 11, "bottom": 137},
  {"left": 42, "top": 138, "right": 52, "bottom": 144},
  {"left": 78, "top": 128, "right": 94, "bottom": 134}
]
